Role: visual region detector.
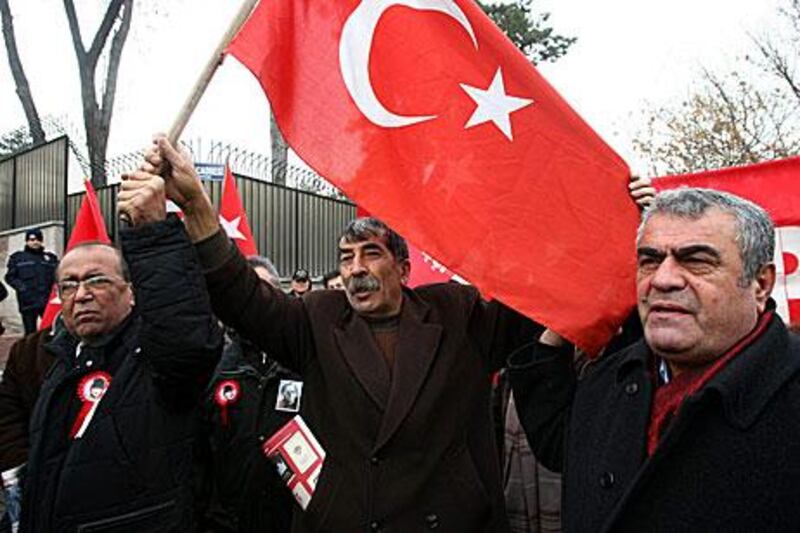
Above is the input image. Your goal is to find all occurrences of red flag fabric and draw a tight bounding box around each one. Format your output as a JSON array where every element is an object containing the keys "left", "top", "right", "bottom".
[
  {"left": 654, "top": 157, "right": 800, "bottom": 325},
  {"left": 406, "top": 245, "right": 461, "bottom": 288},
  {"left": 219, "top": 164, "right": 259, "bottom": 257},
  {"left": 228, "top": 0, "right": 640, "bottom": 353},
  {"left": 40, "top": 179, "right": 111, "bottom": 330}
]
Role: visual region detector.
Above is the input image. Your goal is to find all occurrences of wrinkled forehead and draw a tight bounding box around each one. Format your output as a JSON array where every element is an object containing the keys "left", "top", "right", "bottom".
[
  {"left": 639, "top": 209, "right": 738, "bottom": 248},
  {"left": 338, "top": 233, "right": 391, "bottom": 253},
  {"left": 58, "top": 246, "right": 122, "bottom": 279}
]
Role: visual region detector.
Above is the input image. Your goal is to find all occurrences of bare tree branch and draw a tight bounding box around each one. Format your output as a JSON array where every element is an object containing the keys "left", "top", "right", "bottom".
[
  {"left": 0, "top": 0, "right": 44, "bottom": 143},
  {"left": 87, "top": 0, "right": 126, "bottom": 67}
]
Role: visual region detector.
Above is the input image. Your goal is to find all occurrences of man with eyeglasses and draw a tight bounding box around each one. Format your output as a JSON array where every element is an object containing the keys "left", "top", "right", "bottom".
[
  {"left": 19, "top": 213, "right": 222, "bottom": 530},
  {"left": 4, "top": 228, "right": 59, "bottom": 334}
]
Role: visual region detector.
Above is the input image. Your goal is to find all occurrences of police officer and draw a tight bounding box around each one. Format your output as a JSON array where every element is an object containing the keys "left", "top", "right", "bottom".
[{"left": 4, "top": 229, "right": 58, "bottom": 334}]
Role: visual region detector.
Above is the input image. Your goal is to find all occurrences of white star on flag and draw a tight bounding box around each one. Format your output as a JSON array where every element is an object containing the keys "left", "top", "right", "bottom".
[
  {"left": 50, "top": 294, "right": 61, "bottom": 305},
  {"left": 460, "top": 67, "right": 534, "bottom": 141},
  {"left": 219, "top": 215, "right": 246, "bottom": 240}
]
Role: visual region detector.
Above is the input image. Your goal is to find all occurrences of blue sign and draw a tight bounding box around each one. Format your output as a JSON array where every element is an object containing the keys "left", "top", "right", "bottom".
[{"left": 195, "top": 162, "right": 225, "bottom": 181}]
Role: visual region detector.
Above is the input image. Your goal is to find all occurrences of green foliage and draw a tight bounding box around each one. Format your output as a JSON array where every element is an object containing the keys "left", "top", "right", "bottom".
[{"left": 478, "top": 0, "right": 576, "bottom": 63}]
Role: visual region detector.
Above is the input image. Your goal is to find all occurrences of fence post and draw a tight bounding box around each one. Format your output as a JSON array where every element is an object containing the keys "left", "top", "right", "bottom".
[
  {"left": 294, "top": 189, "right": 300, "bottom": 271},
  {"left": 63, "top": 137, "right": 69, "bottom": 250}
]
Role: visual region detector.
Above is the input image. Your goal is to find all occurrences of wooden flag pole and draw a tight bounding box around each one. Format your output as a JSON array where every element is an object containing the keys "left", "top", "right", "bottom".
[
  {"left": 120, "top": 0, "right": 259, "bottom": 224},
  {"left": 166, "top": 0, "right": 260, "bottom": 144}
]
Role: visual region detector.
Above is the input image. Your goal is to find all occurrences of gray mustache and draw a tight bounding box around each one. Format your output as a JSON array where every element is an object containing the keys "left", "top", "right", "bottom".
[{"left": 348, "top": 275, "right": 380, "bottom": 294}]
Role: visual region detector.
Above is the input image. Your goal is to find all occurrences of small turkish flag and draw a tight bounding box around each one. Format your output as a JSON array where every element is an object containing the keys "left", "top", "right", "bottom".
[
  {"left": 40, "top": 179, "right": 111, "bottom": 331},
  {"left": 228, "top": 0, "right": 640, "bottom": 353},
  {"left": 655, "top": 156, "right": 800, "bottom": 325},
  {"left": 219, "top": 163, "right": 258, "bottom": 257}
]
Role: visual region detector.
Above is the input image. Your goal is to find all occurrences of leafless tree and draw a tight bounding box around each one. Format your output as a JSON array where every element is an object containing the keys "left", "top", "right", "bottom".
[
  {"left": 634, "top": 1, "right": 800, "bottom": 175},
  {"left": 63, "top": 0, "right": 133, "bottom": 187},
  {"left": 0, "top": 0, "right": 133, "bottom": 186},
  {"left": 0, "top": 0, "right": 45, "bottom": 145}
]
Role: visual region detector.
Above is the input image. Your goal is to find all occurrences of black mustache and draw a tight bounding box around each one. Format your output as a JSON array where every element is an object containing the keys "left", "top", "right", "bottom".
[{"left": 347, "top": 275, "right": 380, "bottom": 294}]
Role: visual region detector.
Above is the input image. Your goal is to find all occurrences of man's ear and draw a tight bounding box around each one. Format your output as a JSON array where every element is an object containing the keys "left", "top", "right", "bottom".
[
  {"left": 753, "top": 263, "right": 776, "bottom": 312},
  {"left": 400, "top": 258, "right": 411, "bottom": 285}
]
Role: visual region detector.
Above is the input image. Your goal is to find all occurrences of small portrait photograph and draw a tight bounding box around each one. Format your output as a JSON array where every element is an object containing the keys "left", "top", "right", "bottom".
[
  {"left": 80, "top": 373, "right": 111, "bottom": 403},
  {"left": 275, "top": 380, "right": 303, "bottom": 412},
  {"left": 88, "top": 378, "right": 107, "bottom": 401},
  {"left": 222, "top": 383, "right": 237, "bottom": 401}
]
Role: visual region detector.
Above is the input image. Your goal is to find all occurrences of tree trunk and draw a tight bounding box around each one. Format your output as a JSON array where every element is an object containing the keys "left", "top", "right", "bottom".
[
  {"left": 0, "top": 0, "right": 45, "bottom": 144},
  {"left": 270, "top": 111, "right": 288, "bottom": 185},
  {"left": 63, "top": 0, "right": 132, "bottom": 187}
]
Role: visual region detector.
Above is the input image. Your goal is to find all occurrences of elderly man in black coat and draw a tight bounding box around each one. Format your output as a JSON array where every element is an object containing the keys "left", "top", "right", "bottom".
[
  {"left": 20, "top": 183, "right": 221, "bottom": 531},
  {"left": 510, "top": 188, "right": 800, "bottom": 532}
]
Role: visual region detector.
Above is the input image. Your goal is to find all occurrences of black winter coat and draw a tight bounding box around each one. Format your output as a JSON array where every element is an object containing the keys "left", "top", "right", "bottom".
[
  {"left": 509, "top": 313, "right": 800, "bottom": 532},
  {"left": 199, "top": 332, "right": 300, "bottom": 532},
  {"left": 20, "top": 218, "right": 222, "bottom": 532},
  {"left": 4, "top": 247, "right": 58, "bottom": 311}
]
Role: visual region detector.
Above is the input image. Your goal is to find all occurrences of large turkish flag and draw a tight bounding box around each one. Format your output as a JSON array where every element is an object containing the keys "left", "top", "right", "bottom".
[
  {"left": 655, "top": 157, "right": 800, "bottom": 325},
  {"left": 228, "top": 0, "right": 640, "bottom": 353}
]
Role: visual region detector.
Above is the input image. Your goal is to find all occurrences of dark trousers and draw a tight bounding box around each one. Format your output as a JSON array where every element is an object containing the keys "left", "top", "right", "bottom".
[{"left": 21, "top": 308, "right": 44, "bottom": 335}]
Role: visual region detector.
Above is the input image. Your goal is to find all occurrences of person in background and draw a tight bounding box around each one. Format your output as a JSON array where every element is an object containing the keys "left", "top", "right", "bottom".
[
  {"left": 4, "top": 229, "right": 58, "bottom": 335},
  {"left": 322, "top": 270, "right": 345, "bottom": 291},
  {"left": 289, "top": 268, "right": 312, "bottom": 297},
  {"left": 200, "top": 256, "right": 301, "bottom": 533}
]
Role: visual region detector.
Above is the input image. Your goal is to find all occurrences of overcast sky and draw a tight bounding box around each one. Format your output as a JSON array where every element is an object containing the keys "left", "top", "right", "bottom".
[{"left": 0, "top": 0, "right": 786, "bottom": 187}]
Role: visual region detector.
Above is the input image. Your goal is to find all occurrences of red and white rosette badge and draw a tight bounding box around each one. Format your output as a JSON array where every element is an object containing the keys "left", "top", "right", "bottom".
[
  {"left": 70, "top": 371, "right": 112, "bottom": 439},
  {"left": 214, "top": 380, "right": 241, "bottom": 426}
]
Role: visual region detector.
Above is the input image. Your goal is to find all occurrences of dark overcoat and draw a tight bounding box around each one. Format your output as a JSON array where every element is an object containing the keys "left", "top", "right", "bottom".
[
  {"left": 509, "top": 313, "right": 800, "bottom": 532},
  {"left": 4, "top": 248, "right": 58, "bottom": 312},
  {"left": 197, "top": 231, "right": 539, "bottom": 533},
  {"left": 21, "top": 218, "right": 222, "bottom": 532}
]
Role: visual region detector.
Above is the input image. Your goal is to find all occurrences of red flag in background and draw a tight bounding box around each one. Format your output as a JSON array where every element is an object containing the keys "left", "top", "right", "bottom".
[
  {"left": 655, "top": 157, "right": 800, "bottom": 325},
  {"left": 219, "top": 164, "right": 258, "bottom": 257},
  {"left": 40, "top": 179, "right": 111, "bottom": 330},
  {"left": 228, "top": 0, "right": 640, "bottom": 353}
]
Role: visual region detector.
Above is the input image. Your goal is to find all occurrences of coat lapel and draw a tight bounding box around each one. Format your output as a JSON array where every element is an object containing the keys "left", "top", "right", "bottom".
[
  {"left": 334, "top": 314, "right": 392, "bottom": 411},
  {"left": 373, "top": 292, "right": 442, "bottom": 452}
]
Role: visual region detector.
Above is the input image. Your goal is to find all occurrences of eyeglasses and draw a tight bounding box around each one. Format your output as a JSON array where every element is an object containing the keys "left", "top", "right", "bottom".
[{"left": 57, "top": 275, "right": 125, "bottom": 299}]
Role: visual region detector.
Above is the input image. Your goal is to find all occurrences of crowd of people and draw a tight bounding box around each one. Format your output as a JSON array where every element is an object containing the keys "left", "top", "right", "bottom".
[{"left": 0, "top": 134, "right": 798, "bottom": 532}]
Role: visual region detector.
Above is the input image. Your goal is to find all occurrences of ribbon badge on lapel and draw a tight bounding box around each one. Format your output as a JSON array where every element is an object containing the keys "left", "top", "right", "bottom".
[
  {"left": 70, "top": 371, "right": 112, "bottom": 439},
  {"left": 215, "top": 380, "right": 241, "bottom": 426}
]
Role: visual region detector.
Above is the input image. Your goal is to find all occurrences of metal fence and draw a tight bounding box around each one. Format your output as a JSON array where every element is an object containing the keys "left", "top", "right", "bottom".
[
  {"left": 66, "top": 175, "right": 356, "bottom": 277},
  {"left": 0, "top": 136, "right": 68, "bottom": 231}
]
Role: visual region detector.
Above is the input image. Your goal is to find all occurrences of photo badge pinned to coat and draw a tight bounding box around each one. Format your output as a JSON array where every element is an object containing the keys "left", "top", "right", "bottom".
[{"left": 275, "top": 379, "right": 302, "bottom": 412}]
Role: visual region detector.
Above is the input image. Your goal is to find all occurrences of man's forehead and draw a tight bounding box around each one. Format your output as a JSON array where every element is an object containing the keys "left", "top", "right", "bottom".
[
  {"left": 339, "top": 234, "right": 389, "bottom": 251},
  {"left": 59, "top": 246, "right": 121, "bottom": 276},
  {"left": 640, "top": 210, "right": 737, "bottom": 247}
]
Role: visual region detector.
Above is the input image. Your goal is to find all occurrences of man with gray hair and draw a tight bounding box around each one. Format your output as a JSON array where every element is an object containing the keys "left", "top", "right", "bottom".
[{"left": 510, "top": 187, "right": 800, "bottom": 531}]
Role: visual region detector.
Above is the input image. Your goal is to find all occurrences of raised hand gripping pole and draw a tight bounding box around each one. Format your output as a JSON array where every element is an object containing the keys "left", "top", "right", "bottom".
[{"left": 119, "top": 0, "right": 259, "bottom": 225}]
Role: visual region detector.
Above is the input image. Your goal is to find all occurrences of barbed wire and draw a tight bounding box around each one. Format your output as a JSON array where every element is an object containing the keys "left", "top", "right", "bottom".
[{"left": 1, "top": 122, "right": 346, "bottom": 200}]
